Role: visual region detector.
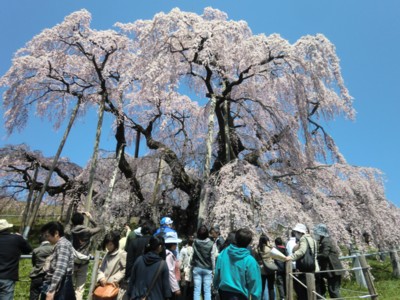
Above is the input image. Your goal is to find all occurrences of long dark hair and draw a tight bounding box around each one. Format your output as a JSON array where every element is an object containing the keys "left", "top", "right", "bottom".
[{"left": 258, "top": 234, "right": 270, "bottom": 251}]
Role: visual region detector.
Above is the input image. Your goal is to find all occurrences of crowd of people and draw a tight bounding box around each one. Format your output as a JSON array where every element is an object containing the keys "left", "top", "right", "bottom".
[{"left": 0, "top": 214, "right": 345, "bottom": 300}]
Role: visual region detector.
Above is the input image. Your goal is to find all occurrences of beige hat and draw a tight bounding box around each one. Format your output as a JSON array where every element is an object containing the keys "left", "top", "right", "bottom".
[
  {"left": 293, "top": 223, "right": 307, "bottom": 234},
  {"left": 0, "top": 219, "right": 13, "bottom": 232}
]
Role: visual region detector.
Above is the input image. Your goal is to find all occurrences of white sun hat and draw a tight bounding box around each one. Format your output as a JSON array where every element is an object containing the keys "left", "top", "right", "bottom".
[
  {"left": 292, "top": 223, "right": 307, "bottom": 234},
  {"left": 0, "top": 219, "right": 13, "bottom": 232}
]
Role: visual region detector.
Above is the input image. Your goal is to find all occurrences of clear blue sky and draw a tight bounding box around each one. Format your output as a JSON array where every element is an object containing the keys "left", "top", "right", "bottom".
[{"left": 1, "top": 0, "right": 399, "bottom": 206}]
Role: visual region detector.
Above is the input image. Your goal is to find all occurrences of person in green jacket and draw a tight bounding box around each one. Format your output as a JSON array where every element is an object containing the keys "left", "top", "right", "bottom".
[{"left": 213, "top": 228, "right": 262, "bottom": 300}]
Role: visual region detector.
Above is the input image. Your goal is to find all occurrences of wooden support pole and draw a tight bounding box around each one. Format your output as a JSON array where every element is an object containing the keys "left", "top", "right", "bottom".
[
  {"left": 88, "top": 250, "right": 101, "bottom": 300},
  {"left": 390, "top": 250, "right": 400, "bottom": 278},
  {"left": 306, "top": 273, "right": 316, "bottom": 300},
  {"left": 358, "top": 254, "right": 378, "bottom": 300},
  {"left": 285, "top": 261, "right": 293, "bottom": 300}
]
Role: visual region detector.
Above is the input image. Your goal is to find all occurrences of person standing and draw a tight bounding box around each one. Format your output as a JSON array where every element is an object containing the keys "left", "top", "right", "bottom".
[
  {"left": 213, "top": 228, "right": 262, "bottom": 300},
  {"left": 128, "top": 236, "right": 171, "bottom": 300},
  {"left": 313, "top": 224, "right": 343, "bottom": 300},
  {"left": 210, "top": 225, "right": 225, "bottom": 253},
  {"left": 40, "top": 221, "right": 76, "bottom": 300},
  {"left": 165, "top": 231, "right": 182, "bottom": 299},
  {"left": 29, "top": 235, "right": 53, "bottom": 300},
  {"left": 125, "top": 221, "right": 154, "bottom": 281},
  {"left": 0, "top": 219, "right": 32, "bottom": 300},
  {"left": 65, "top": 212, "right": 101, "bottom": 300},
  {"left": 192, "top": 225, "right": 217, "bottom": 300},
  {"left": 66, "top": 211, "right": 101, "bottom": 300},
  {"left": 254, "top": 234, "right": 286, "bottom": 300},
  {"left": 95, "top": 231, "right": 126, "bottom": 300},
  {"left": 286, "top": 231, "right": 297, "bottom": 271},
  {"left": 286, "top": 223, "right": 319, "bottom": 300},
  {"left": 180, "top": 236, "right": 194, "bottom": 300},
  {"left": 274, "top": 237, "right": 288, "bottom": 300},
  {"left": 154, "top": 216, "right": 177, "bottom": 237}
]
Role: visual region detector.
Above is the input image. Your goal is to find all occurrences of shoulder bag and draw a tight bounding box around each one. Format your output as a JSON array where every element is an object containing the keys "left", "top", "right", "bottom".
[
  {"left": 296, "top": 237, "right": 316, "bottom": 273},
  {"left": 93, "top": 283, "right": 119, "bottom": 300},
  {"left": 258, "top": 249, "right": 278, "bottom": 275},
  {"left": 141, "top": 260, "right": 165, "bottom": 300}
]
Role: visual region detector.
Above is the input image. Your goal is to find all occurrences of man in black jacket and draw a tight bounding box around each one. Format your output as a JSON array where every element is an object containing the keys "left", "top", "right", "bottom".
[
  {"left": 313, "top": 223, "right": 344, "bottom": 299},
  {"left": 125, "top": 221, "right": 155, "bottom": 280},
  {"left": 0, "top": 219, "right": 32, "bottom": 300}
]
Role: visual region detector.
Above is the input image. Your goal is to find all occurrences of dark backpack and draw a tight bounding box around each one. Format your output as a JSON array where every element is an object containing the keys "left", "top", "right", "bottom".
[{"left": 296, "top": 237, "right": 316, "bottom": 273}]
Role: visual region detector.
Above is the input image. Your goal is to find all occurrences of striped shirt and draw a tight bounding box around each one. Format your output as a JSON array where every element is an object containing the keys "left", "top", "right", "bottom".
[{"left": 45, "top": 236, "right": 75, "bottom": 292}]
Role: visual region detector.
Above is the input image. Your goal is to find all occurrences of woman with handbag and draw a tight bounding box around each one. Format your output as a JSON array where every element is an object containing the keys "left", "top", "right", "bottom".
[
  {"left": 254, "top": 234, "right": 287, "bottom": 300},
  {"left": 127, "top": 236, "right": 171, "bottom": 300},
  {"left": 93, "top": 231, "right": 126, "bottom": 300}
]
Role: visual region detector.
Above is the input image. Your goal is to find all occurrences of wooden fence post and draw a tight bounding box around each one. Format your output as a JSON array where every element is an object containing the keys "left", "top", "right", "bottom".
[
  {"left": 306, "top": 273, "right": 316, "bottom": 300},
  {"left": 285, "top": 261, "right": 293, "bottom": 300},
  {"left": 358, "top": 254, "right": 378, "bottom": 300},
  {"left": 88, "top": 250, "right": 101, "bottom": 300},
  {"left": 389, "top": 250, "right": 400, "bottom": 278}
]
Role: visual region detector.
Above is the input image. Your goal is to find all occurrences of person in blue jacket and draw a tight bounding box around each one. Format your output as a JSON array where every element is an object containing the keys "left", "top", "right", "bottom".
[
  {"left": 154, "top": 216, "right": 176, "bottom": 236},
  {"left": 213, "top": 228, "right": 262, "bottom": 300}
]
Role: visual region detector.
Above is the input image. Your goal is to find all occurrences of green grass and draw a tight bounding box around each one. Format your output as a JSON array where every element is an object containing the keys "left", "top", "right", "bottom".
[{"left": 338, "top": 256, "right": 399, "bottom": 300}]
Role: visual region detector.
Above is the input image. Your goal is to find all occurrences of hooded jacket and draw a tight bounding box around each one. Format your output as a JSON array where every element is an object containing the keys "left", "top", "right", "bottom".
[
  {"left": 192, "top": 238, "right": 217, "bottom": 270},
  {"left": 128, "top": 251, "right": 172, "bottom": 300},
  {"left": 69, "top": 224, "right": 101, "bottom": 256},
  {"left": 213, "top": 244, "right": 262, "bottom": 300}
]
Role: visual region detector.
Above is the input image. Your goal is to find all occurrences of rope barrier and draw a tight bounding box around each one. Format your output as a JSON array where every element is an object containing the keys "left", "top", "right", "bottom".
[
  {"left": 340, "top": 288, "right": 368, "bottom": 294},
  {"left": 291, "top": 266, "right": 367, "bottom": 275}
]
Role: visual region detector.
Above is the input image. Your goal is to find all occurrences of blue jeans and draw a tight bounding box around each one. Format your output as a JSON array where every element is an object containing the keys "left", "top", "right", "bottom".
[
  {"left": 0, "top": 279, "right": 15, "bottom": 300},
  {"left": 193, "top": 266, "right": 213, "bottom": 300}
]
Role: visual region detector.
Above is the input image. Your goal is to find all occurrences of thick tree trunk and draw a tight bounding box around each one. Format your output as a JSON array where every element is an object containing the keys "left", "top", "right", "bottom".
[
  {"left": 141, "top": 128, "right": 201, "bottom": 232},
  {"left": 84, "top": 96, "right": 106, "bottom": 224},
  {"left": 115, "top": 119, "right": 145, "bottom": 204},
  {"left": 23, "top": 97, "right": 81, "bottom": 239}
]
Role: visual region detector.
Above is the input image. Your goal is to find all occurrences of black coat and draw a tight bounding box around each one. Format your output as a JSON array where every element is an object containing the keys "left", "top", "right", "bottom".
[
  {"left": 125, "top": 235, "right": 152, "bottom": 279},
  {"left": 317, "top": 236, "right": 343, "bottom": 277},
  {"left": 128, "top": 252, "right": 171, "bottom": 300},
  {"left": 0, "top": 230, "right": 32, "bottom": 280}
]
